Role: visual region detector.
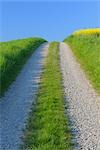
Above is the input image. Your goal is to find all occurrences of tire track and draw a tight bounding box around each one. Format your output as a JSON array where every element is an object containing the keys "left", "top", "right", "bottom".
[
  {"left": 60, "top": 42, "right": 100, "bottom": 150},
  {"left": 0, "top": 43, "right": 49, "bottom": 150}
]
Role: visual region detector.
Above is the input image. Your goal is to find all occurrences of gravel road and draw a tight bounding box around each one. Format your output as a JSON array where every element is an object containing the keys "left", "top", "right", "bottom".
[
  {"left": 0, "top": 43, "right": 49, "bottom": 150},
  {"left": 60, "top": 42, "right": 100, "bottom": 150}
]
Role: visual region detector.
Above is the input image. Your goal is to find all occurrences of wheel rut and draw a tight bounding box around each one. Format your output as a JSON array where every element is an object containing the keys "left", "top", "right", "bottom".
[
  {"left": 0, "top": 43, "right": 49, "bottom": 150},
  {"left": 59, "top": 42, "right": 100, "bottom": 150}
]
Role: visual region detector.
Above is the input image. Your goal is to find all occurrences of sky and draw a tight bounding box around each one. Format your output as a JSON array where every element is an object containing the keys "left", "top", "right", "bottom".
[{"left": 1, "top": 0, "right": 100, "bottom": 42}]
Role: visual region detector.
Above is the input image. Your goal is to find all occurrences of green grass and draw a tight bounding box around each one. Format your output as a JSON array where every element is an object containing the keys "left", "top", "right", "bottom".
[
  {"left": 0, "top": 37, "right": 46, "bottom": 96},
  {"left": 22, "top": 42, "right": 73, "bottom": 150},
  {"left": 64, "top": 35, "right": 100, "bottom": 94}
]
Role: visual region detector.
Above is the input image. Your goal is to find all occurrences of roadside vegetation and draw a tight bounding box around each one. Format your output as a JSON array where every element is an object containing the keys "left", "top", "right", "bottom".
[
  {"left": 22, "top": 42, "right": 73, "bottom": 150},
  {"left": 64, "top": 28, "right": 100, "bottom": 93},
  {"left": 0, "top": 37, "right": 46, "bottom": 96}
]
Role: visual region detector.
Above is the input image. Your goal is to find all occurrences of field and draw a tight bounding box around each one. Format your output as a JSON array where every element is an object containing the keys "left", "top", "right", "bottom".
[
  {"left": 22, "top": 42, "right": 73, "bottom": 150},
  {"left": 64, "top": 29, "right": 100, "bottom": 93},
  {"left": 0, "top": 28, "right": 99, "bottom": 149},
  {"left": 73, "top": 28, "right": 100, "bottom": 36},
  {"left": 0, "top": 37, "right": 46, "bottom": 96}
]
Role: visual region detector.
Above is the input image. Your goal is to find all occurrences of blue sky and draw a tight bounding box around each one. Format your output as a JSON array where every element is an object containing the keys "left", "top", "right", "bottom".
[{"left": 1, "top": 0, "right": 100, "bottom": 42}]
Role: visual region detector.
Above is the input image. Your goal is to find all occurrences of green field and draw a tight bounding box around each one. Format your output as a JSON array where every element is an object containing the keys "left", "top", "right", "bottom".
[
  {"left": 64, "top": 34, "right": 100, "bottom": 93},
  {"left": 1, "top": 29, "right": 99, "bottom": 149},
  {"left": 22, "top": 42, "right": 73, "bottom": 150},
  {"left": 0, "top": 37, "right": 46, "bottom": 96}
]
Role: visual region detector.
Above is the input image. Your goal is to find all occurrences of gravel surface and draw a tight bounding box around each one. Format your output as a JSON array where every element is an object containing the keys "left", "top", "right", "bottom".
[
  {"left": 0, "top": 43, "right": 49, "bottom": 150},
  {"left": 60, "top": 42, "right": 100, "bottom": 150}
]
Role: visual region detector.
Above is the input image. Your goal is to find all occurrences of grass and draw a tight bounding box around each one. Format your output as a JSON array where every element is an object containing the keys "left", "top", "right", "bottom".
[
  {"left": 22, "top": 42, "right": 73, "bottom": 150},
  {"left": 64, "top": 33, "right": 100, "bottom": 94},
  {"left": 0, "top": 37, "right": 46, "bottom": 96}
]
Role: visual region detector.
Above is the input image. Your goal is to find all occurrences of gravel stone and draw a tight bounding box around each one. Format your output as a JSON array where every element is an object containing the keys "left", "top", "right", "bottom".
[
  {"left": 60, "top": 42, "right": 100, "bottom": 150},
  {"left": 0, "top": 43, "right": 49, "bottom": 150}
]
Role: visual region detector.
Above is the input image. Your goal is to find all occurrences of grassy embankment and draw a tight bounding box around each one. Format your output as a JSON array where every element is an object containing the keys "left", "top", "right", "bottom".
[
  {"left": 22, "top": 42, "right": 73, "bottom": 150},
  {"left": 0, "top": 37, "right": 46, "bottom": 96},
  {"left": 64, "top": 28, "right": 100, "bottom": 93}
]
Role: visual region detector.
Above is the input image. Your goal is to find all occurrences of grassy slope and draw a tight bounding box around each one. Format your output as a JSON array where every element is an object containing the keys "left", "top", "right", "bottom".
[
  {"left": 64, "top": 35, "right": 100, "bottom": 94},
  {"left": 0, "top": 37, "right": 46, "bottom": 96},
  {"left": 22, "top": 42, "right": 73, "bottom": 150}
]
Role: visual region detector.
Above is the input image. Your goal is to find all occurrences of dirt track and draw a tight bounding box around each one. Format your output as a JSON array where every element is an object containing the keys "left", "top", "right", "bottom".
[
  {"left": 60, "top": 42, "right": 100, "bottom": 150},
  {"left": 0, "top": 43, "right": 49, "bottom": 150}
]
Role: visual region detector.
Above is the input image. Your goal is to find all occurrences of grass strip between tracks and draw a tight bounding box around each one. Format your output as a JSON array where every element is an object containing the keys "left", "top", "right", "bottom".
[{"left": 22, "top": 42, "right": 73, "bottom": 150}]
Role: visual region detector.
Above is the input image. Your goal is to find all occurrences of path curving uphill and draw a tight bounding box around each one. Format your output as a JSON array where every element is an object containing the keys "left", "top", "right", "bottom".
[
  {"left": 0, "top": 43, "right": 49, "bottom": 150},
  {"left": 60, "top": 42, "right": 100, "bottom": 150}
]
